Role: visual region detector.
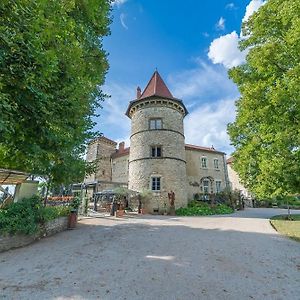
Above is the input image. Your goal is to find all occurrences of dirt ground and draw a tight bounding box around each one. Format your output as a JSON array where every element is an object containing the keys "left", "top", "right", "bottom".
[{"left": 0, "top": 208, "right": 299, "bottom": 300}]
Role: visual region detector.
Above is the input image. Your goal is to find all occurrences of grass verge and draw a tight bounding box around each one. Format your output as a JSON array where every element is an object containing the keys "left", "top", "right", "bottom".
[{"left": 270, "top": 214, "right": 300, "bottom": 242}]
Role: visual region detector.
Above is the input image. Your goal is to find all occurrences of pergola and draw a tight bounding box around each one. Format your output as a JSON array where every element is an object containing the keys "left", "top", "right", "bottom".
[{"left": 0, "top": 168, "right": 30, "bottom": 185}]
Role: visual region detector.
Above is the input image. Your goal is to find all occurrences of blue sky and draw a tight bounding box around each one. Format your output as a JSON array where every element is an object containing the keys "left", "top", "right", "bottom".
[{"left": 95, "top": 0, "right": 264, "bottom": 154}]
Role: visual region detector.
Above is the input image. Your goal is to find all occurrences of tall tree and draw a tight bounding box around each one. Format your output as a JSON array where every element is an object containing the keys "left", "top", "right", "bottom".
[
  {"left": 228, "top": 0, "right": 300, "bottom": 198},
  {"left": 0, "top": 0, "right": 111, "bottom": 184}
]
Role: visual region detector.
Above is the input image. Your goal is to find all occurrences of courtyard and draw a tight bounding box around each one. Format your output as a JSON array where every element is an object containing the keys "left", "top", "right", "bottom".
[{"left": 0, "top": 208, "right": 299, "bottom": 300}]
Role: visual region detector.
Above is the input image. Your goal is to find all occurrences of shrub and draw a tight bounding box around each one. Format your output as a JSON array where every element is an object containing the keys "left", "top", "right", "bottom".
[
  {"left": 176, "top": 202, "right": 233, "bottom": 216},
  {"left": 40, "top": 206, "right": 71, "bottom": 223},
  {"left": 0, "top": 196, "right": 71, "bottom": 235},
  {"left": 0, "top": 196, "right": 43, "bottom": 235}
]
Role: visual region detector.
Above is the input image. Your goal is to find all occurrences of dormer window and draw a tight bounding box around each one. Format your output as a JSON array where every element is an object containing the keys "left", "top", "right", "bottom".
[{"left": 149, "top": 118, "right": 162, "bottom": 130}]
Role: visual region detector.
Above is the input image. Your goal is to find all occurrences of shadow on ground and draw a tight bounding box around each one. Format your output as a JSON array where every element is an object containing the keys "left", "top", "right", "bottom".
[{"left": 0, "top": 209, "right": 299, "bottom": 300}]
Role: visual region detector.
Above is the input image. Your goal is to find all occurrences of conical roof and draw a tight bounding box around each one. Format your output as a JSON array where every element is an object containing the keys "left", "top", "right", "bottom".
[
  {"left": 139, "top": 71, "right": 174, "bottom": 99},
  {"left": 126, "top": 70, "right": 188, "bottom": 118}
]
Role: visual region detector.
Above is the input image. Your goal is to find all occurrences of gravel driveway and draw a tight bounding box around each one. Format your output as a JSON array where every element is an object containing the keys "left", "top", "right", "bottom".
[{"left": 0, "top": 208, "right": 299, "bottom": 300}]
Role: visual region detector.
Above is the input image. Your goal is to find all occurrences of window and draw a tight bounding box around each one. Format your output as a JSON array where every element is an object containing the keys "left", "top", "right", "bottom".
[
  {"left": 201, "top": 157, "right": 207, "bottom": 168},
  {"left": 151, "top": 177, "right": 161, "bottom": 191},
  {"left": 203, "top": 180, "right": 209, "bottom": 194},
  {"left": 214, "top": 159, "right": 219, "bottom": 169},
  {"left": 149, "top": 118, "right": 162, "bottom": 130},
  {"left": 216, "top": 181, "right": 222, "bottom": 193},
  {"left": 151, "top": 146, "right": 162, "bottom": 157}
]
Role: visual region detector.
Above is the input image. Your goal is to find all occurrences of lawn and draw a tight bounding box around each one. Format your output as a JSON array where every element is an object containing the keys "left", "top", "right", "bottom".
[{"left": 270, "top": 214, "right": 300, "bottom": 242}]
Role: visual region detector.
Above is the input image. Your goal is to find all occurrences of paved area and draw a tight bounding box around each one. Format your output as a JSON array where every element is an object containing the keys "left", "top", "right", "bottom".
[{"left": 0, "top": 208, "right": 299, "bottom": 300}]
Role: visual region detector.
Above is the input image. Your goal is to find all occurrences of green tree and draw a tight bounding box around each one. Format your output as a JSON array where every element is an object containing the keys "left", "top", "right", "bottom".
[
  {"left": 0, "top": 0, "right": 111, "bottom": 184},
  {"left": 228, "top": 0, "right": 300, "bottom": 198}
]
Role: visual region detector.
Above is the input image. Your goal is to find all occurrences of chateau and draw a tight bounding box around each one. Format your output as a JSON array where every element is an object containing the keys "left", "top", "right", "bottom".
[{"left": 85, "top": 71, "right": 229, "bottom": 213}]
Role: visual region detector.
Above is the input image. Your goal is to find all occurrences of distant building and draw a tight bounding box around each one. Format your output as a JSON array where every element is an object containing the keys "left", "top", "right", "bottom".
[
  {"left": 227, "top": 157, "right": 253, "bottom": 206},
  {"left": 85, "top": 71, "right": 230, "bottom": 213}
]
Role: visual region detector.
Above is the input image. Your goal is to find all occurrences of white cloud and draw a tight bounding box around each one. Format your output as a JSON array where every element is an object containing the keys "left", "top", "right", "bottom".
[
  {"left": 226, "top": 3, "right": 237, "bottom": 10},
  {"left": 208, "top": 31, "right": 248, "bottom": 68},
  {"left": 216, "top": 17, "right": 226, "bottom": 30},
  {"left": 112, "top": 0, "right": 128, "bottom": 7},
  {"left": 208, "top": 0, "right": 264, "bottom": 69},
  {"left": 169, "top": 60, "right": 238, "bottom": 100},
  {"left": 184, "top": 98, "right": 236, "bottom": 154},
  {"left": 243, "top": 0, "right": 264, "bottom": 22},
  {"left": 168, "top": 61, "right": 239, "bottom": 153},
  {"left": 120, "top": 13, "right": 128, "bottom": 30}
]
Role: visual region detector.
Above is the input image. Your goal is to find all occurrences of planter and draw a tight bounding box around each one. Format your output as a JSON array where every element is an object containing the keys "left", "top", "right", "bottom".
[
  {"left": 68, "top": 210, "right": 78, "bottom": 229},
  {"left": 140, "top": 208, "right": 147, "bottom": 214},
  {"left": 115, "top": 209, "right": 125, "bottom": 218}
]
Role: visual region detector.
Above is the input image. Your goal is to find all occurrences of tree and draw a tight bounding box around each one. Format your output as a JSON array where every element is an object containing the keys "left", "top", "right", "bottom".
[
  {"left": 0, "top": 0, "right": 111, "bottom": 184},
  {"left": 228, "top": 0, "right": 300, "bottom": 198}
]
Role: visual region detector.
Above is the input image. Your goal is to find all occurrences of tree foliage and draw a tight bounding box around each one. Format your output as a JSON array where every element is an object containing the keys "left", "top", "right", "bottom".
[
  {"left": 0, "top": 0, "right": 111, "bottom": 184},
  {"left": 228, "top": 0, "right": 300, "bottom": 198}
]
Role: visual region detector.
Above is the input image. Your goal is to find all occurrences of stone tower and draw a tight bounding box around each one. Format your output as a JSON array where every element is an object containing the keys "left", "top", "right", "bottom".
[
  {"left": 85, "top": 136, "right": 117, "bottom": 183},
  {"left": 126, "top": 71, "right": 188, "bottom": 212}
]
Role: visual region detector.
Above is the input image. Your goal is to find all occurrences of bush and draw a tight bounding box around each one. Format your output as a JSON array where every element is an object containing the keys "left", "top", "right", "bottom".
[
  {"left": 40, "top": 206, "right": 71, "bottom": 223},
  {"left": 0, "top": 196, "right": 70, "bottom": 235},
  {"left": 0, "top": 196, "right": 43, "bottom": 235},
  {"left": 256, "top": 195, "right": 300, "bottom": 208},
  {"left": 176, "top": 202, "right": 233, "bottom": 216}
]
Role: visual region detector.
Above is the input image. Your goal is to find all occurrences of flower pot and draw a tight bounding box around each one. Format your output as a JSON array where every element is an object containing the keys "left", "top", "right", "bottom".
[
  {"left": 68, "top": 210, "right": 77, "bottom": 229},
  {"left": 115, "top": 209, "right": 125, "bottom": 218},
  {"left": 140, "top": 208, "right": 147, "bottom": 214}
]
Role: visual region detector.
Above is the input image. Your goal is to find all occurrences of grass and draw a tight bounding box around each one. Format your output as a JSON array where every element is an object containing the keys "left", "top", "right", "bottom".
[{"left": 270, "top": 214, "right": 300, "bottom": 242}]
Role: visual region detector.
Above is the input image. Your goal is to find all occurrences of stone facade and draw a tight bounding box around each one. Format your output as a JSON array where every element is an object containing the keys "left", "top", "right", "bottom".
[
  {"left": 85, "top": 137, "right": 117, "bottom": 183},
  {"left": 84, "top": 71, "right": 229, "bottom": 213},
  {"left": 186, "top": 146, "right": 229, "bottom": 200},
  {"left": 227, "top": 158, "right": 253, "bottom": 206}
]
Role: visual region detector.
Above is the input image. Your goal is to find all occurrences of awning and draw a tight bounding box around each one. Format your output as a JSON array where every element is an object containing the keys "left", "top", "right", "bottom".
[{"left": 0, "top": 169, "right": 30, "bottom": 185}]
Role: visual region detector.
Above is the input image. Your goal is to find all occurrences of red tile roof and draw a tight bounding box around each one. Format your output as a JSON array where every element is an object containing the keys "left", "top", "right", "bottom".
[
  {"left": 111, "top": 147, "right": 130, "bottom": 159},
  {"left": 185, "top": 144, "right": 225, "bottom": 154},
  {"left": 110, "top": 144, "right": 225, "bottom": 158},
  {"left": 226, "top": 157, "right": 233, "bottom": 164},
  {"left": 139, "top": 71, "right": 174, "bottom": 100}
]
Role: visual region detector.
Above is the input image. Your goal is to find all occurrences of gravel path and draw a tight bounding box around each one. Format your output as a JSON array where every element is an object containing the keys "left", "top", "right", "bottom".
[{"left": 0, "top": 208, "right": 299, "bottom": 300}]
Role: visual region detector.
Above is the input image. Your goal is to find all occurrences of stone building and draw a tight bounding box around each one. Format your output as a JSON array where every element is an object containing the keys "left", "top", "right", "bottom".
[
  {"left": 227, "top": 157, "right": 253, "bottom": 206},
  {"left": 85, "top": 71, "right": 229, "bottom": 212}
]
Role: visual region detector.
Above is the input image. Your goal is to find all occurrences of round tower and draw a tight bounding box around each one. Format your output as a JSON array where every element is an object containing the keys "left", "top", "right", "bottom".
[{"left": 126, "top": 71, "right": 188, "bottom": 213}]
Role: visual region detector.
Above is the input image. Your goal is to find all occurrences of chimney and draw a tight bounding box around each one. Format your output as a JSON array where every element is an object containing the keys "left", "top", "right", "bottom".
[
  {"left": 137, "top": 86, "right": 141, "bottom": 99},
  {"left": 118, "top": 142, "right": 125, "bottom": 153}
]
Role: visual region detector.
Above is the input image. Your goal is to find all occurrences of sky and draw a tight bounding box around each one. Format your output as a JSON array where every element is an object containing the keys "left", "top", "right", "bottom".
[{"left": 94, "top": 0, "right": 265, "bottom": 155}]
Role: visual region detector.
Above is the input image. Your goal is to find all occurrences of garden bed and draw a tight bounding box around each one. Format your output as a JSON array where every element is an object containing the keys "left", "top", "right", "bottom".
[
  {"left": 176, "top": 201, "right": 234, "bottom": 216},
  {"left": 0, "top": 196, "right": 72, "bottom": 252}
]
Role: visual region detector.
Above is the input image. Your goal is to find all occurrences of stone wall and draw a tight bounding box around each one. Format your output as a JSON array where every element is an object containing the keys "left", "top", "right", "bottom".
[
  {"left": 85, "top": 137, "right": 117, "bottom": 183},
  {"left": 227, "top": 162, "right": 252, "bottom": 199},
  {"left": 0, "top": 217, "right": 68, "bottom": 253},
  {"left": 186, "top": 149, "right": 228, "bottom": 200},
  {"left": 111, "top": 154, "right": 129, "bottom": 183}
]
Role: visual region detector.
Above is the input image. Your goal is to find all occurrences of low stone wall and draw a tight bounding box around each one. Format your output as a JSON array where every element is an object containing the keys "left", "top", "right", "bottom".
[
  {"left": 0, "top": 216, "right": 68, "bottom": 253},
  {"left": 43, "top": 216, "right": 68, "bottom": 237}
]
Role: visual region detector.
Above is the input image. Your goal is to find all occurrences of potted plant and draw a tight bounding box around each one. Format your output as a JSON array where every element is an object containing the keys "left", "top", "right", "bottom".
[{"left": 68, "top": 197, "right": 81, "bottom": 229}]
